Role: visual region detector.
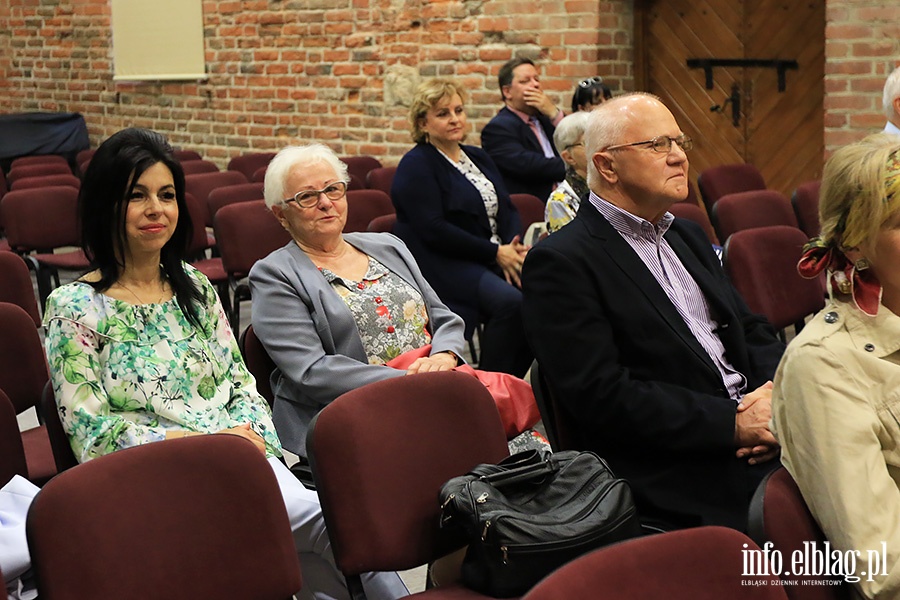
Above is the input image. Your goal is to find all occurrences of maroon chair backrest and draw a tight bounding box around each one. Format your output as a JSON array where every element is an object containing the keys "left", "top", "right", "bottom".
[
  {"left": 184, "top": 192, "right": 212, "bottom": 255},
  {"left": 0, "top": 252, "right": 42, "bottom": 325},
  {"left": 307, "top": 371, "right": 509, "bottom": 575},
  {"left": 347, "top": 173, "right": 365, "bottom": 191},
  {"left": 697, "top": 163, "right": 767, "bottom": 214},
  {"left": 792, "top": 180, "right": 821, "bottom": 238},
  {"left": 748, "top": 468, "right": 851, "bottom": 599},
  {"left": 712, "top": 189, "right": 798, "bottom": 242},
  {"left": 340, "top": 155, "right": 383, "bottom": 185},
  {"left": 179, "top": 159, "right": 219, "bottom": 175},
  {"left": 11, "top": 155, "right": 69, "bottom": 170},
  {"left": 7, "top": 163, "right": 71, "bottom": 185},
  {"left": 0, "top": 387, "right": 28, "bottom": 485},
  {"left": 366, "top": 213, "right": 397, "bottom": 234},
  {"left": 227, "top": 152, "right": 277, "bottom": 181},
  {"left": 0, "top": 303, "right": 50, "bottom": 415},
  {"left": 1, "top": 186, "right": 81, "bottom": 251},
  {"left": 184, "top": 170, "right": 249, "bottom": 208},
  {"left": 723, "top": 225, "right": 825, "bottom": 331},
  {"left": 26, "top": 436, "right": 302, "bottom": 600},
  {"left": 252, "top": 165, "right": 268, "bottom": 182},
  {"left": 173, "top": 149, "right": 203, "bottom": 162},
  {"left": 10, "top": 173, "right": 81, "bottom": 191},
  {"left": 510, "top": 193, "right": 545, "bottom": 237},
  {"left": 207, "top": 182, "right": 265, "bottom": 226},
  {"left": 523, "top": 527, "right": 788, "bottom": 600},
  {"left": 75, "top": 148, "right": 95, "bottom": 166},
  {"left": 239, "top": 325, "right": 276, "bottom": 408},
  {"left": 365, "top": 166, "right": 397, "bottom": 196},
  {"left": 215, "top": 200, "right": 291, "bottom": 276},
  {"left": 669, "top": 201, "right": 719, "bottom": 245},
  {"left": 343, "top": 189, "right": 395, "bottom": 233}
]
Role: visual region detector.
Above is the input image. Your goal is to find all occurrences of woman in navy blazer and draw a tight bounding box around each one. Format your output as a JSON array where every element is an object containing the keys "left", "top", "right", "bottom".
[{"left": 392, "top": 78, "right": 533, "bottom": 377}]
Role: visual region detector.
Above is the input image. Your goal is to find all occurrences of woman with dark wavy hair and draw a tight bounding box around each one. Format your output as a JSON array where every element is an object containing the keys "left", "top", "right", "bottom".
[{"left": 43, "top": 127, "right": 408, "bottom": 600}]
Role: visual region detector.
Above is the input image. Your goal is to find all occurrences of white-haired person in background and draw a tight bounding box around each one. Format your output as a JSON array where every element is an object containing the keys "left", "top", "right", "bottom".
[
  {"left": 883, "top": 66, "right": 900, "bottom": 136},
  {"left": 545, "top": 111, "right": 592, "bottom": 233}
]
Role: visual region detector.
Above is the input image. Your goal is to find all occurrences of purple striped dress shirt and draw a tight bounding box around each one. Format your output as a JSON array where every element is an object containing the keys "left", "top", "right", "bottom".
[{"left": 589, "top": 192, "right": 747, "bottom": 401}]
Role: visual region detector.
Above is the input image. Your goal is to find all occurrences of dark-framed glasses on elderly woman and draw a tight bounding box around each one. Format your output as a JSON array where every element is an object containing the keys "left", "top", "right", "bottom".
[{"left": 284, "top": 181, "right": 349, "bottom": 208}]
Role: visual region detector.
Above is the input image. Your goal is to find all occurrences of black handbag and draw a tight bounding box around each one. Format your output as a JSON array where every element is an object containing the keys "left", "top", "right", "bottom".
[{"left": 439, "top": 449, "right": 642, "bottom": 597}]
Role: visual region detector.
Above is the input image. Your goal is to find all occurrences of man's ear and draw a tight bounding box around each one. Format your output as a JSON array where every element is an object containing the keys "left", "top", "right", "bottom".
[
  {"left": 501, "top": 85, "right": 511, "bottom": 103},
  {"left": 592, "top": 152, "right": 617, "bottom": 184}
]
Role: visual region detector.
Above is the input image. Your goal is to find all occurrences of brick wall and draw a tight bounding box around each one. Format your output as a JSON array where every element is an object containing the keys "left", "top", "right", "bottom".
[
  {"left": 0, "top": 0, "right": 896, "bottom": 167},
  {"left": 824, "top": 1, "right": 900, "bottom": 150}
]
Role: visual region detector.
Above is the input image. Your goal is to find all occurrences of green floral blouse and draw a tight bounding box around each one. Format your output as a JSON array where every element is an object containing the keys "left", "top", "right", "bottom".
[
  {"left": 43, "top": 264, "right": 282, "bottom": 463},
  {"left": 319, "top": 256, "right": 432, "bottom": 365}
]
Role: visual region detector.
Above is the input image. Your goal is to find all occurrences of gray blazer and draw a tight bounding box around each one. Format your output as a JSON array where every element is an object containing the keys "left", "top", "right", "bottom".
[{"left": 248, "top": 232, "right": 466, "bottom": 456}]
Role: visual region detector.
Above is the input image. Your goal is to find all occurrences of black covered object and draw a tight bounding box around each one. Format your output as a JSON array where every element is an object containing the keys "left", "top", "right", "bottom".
[
  {"left": 0, "top": 112, "right": 89, "bottom": 172},
  {"left": 439, "top": 450, "right": 643, "bottom": 597}
]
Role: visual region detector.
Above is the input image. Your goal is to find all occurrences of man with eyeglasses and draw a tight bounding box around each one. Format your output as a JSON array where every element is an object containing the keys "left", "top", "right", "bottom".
[
  {"left": 521, "top": 93, "right": 785, "bottom": 533},
  {"left": 481, "top": 57, "right": 566, "bottom": 202}
]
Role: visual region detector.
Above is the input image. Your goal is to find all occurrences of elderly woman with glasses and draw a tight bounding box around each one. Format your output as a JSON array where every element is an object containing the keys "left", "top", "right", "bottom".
[
  {"left": 772, "top": 134, "right": 900, "bottom": 600},
  {"left": 571, "top": 76, "right": 613, "bottom": 113},
  {"left": 545, "top": 111, "right": 592, "bottom": 233},
  {"left": 248, "top": 143, "right": 466, "bottom": 458}
]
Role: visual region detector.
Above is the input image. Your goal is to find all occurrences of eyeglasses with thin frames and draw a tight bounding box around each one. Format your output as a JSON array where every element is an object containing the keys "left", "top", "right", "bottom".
[
  {"left": 603, "top": 134, "right": 693, "bottom": 154},
  {"left": 283, "top": 181, "right": 349, "bottom": 208}
]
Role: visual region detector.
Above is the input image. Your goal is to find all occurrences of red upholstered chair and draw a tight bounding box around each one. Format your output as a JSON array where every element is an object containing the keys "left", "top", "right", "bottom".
[
  {"left": 0, "top": 303, "right": 56, "bottom": 486},
  {"left": 179, "top": 159, "right": 219, "bottom": 175},
  {"left": 172, "top": 149, "right": 203, "bottom": 162},
  {"left": 510, "top": 193, "right": 545, "bottom": 238},
  {"left": 227, "top": 151, "right": 277, "bottom": 181},
  {"left": 748, "top": 468, "right": 851, "bottom": 600},
  {"left": 340, "top": 155, "right": 382, "bottom": 185},
  {"left": 10, "top": 155, "right": 69, "bottom": 170},
  {"left": 0, "top": 387, "right": 28, "bottom": 486},
  {"left": 792, "top": 180, "right": 821, "bottom": 238},
  {"left": 343, "top": 189, "right": 394, "bottom": 233},
  {"left": 712, "top": 189, "right": 798, "bottom": 242},
  {"left": 27, "top": 436, "right": 302, "bottom": 600},
  {"left": 724, "top": 226, "right": 824, "bottom": 336},
  {"left": 307, "top": 371, "right": 509, "bottom": 599},
  {"left": 669, "top": 201, "right": 720, "bottom": 245},
  {"left": 7, "top": 163, "right": 71, "bottom": 186},
  {"left": 0, "top": 251, "right": 42, "bottom": 325},
  {"left": 75, "top": 148, "right": 95, "bottom": 167},
  {"left": 184, "top": 170, "right": 249, "bottom": 219},
  {"left": 367, "top": 213, "right": 397, "bottom": 234},
  {"left": 529, "top": 360, "right": 578, "bottom": 452},
  {"left": 365, "top": 166, "right": 397, "bottom": 196},
  {"left": 1, "top": 185, "right": 90, "bottom": 306},
  {"left": 252, "top": 165, "right": 268, "bottom": 182},
  {"left": 348, "top": 173, "right": 365, "bottom": 190},
  {"left": 185, "top": 192, "right": 230, "bottom": 312},
  {"left": 215, "top": 200, "right": 292, "bottom": 331},
  {"left": 523, "top": 526, "right": 788, "bottom": 600},
  {"left": 207, "top": 182, "right": 265, "bottom": 227},
  {"left": 10, "top": 173, "right": 81, "bottom": 191},
  {"left": 697, "top": 163, "right": 767, "bottom": 216},
  {"left": 239, "top": 324, "right": 276, "bottom": 408}
]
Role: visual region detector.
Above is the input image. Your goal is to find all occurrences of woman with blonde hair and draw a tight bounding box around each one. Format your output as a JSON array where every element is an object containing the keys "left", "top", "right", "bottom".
[
  {"left": 391, "top": 78, "right": 532, "bottom": 377},
  {"left": 772, "top": 133, "right": 900, "bottom": 599}
]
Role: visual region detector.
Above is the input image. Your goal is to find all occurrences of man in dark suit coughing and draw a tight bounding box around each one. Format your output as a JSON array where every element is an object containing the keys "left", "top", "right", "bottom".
[
  {"left": 481, "top": 58, "right": 566, "bottom": 202},
  {"left": 521, "top": 93, "right": 785, "bottom": 532}
]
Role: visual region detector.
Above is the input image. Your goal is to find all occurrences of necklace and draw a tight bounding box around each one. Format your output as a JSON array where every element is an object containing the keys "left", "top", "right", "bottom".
[{"left": 114, "top": 279, "right": 169, "bottom": 305}]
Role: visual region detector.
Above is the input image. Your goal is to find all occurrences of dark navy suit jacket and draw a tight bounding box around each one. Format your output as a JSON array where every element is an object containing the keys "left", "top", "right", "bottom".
[
  {"left": 391, "top": 143, "right": 521, "bottom": 332},
  {"left": 481, "top": 106, "right": 566, "bottom": 202},
  {"left": 521, "top": 202, "right": 785, "bottom": 531}
]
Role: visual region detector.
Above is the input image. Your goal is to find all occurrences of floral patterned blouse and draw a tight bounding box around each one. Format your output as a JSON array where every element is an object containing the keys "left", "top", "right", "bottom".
[
  {"left": 43, "top": 264, "right": 282, "bottom": 463},
  {"left": 439, "top": 147, "right": 503, "bottom": 244},
  {"left": 319, "top": 256, "right": 432, "bottom": 365}
]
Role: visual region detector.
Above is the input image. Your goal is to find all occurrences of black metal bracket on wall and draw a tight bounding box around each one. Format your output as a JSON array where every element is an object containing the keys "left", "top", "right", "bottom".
[{"left": 686, "top": 58, "right": 799, "bottom": 92}]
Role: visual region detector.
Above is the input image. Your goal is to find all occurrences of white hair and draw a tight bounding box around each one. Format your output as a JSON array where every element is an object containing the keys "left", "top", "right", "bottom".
[
  {"left": 263, "top": 143, "right": 349, "bottom": 209},
  {"left": 583, "top": 92, "right": 659, "bottom": 189},
  {"left": 553, "top": 112, "right": 592, "bottom": 155},
  {"left": 883, "top": 66, "right": 900, "bottom": 120}
]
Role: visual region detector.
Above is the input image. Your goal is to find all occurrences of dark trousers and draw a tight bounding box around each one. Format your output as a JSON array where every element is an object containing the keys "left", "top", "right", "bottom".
[{"left": 476, "top": 270, "right": 532, "bottom": 378}]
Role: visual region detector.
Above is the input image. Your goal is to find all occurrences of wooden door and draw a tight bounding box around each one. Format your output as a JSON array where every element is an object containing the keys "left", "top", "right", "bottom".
[{"left": 636, "top": 0, "right": 825, "bottom": 197}]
